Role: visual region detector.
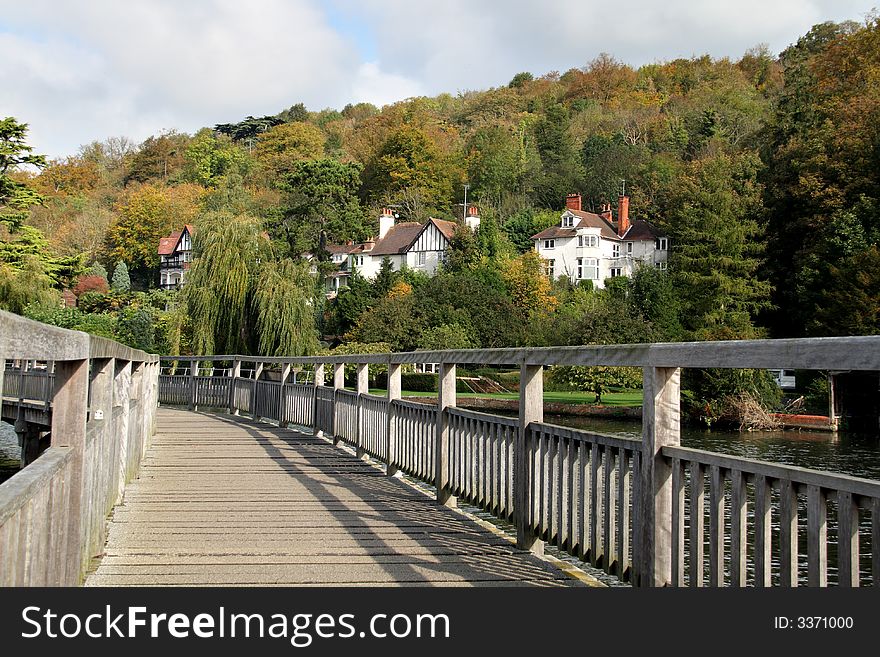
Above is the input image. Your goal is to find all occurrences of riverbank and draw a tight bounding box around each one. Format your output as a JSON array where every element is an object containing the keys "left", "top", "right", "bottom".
[{"left": 405, "top": 395, "right": 642, "bottom": 420}]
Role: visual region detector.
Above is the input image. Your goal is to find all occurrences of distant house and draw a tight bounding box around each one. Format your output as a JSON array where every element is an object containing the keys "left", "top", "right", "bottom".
[
  {"left": 531, "top": 194, "right": 667, "bottom": 288},
  {"left": 157, "top": 225, "right": 194, "bottom": 289},
  {"left": 320, "top": 207, "right": 479, "bottom": 297}
]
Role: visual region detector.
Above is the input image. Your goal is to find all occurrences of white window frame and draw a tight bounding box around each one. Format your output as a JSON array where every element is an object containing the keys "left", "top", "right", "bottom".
[
  {"left": 544, "top": 239, "right": 555, "bottom": 249},
  {"left": 656, "top": 237, "right": 668, "bottom": 251},
  {"left": 576, "top": 258, "right": 582, "bottom": 279},
  {"left": 562, "top": 215, "right": 574, "bottom": 228},
  {"left": 547, "top": 259, "right": 555, "bottom": 279},
  {"left": 655, "top": 261, "right": 668, "bottom": 271},
  {"left": 610, "top": 267, "right": 622, "bottom": 277},
  {"left": 583, "top": 258, "right": 598, "bottom": 280},
  {"left": 626, "top": 242, "right": 633, "bottom": 255},
  {"left": 418, "top": 251, "right": 426, "bottom": 266},
  {"left": 612, "top": 243, "right": 620, "bottom": 258}
]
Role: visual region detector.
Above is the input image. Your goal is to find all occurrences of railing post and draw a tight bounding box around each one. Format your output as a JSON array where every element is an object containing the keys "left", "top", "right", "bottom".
[
  {"left": 50, "top": 357, "right": 89, "bottom": 585},
  {"left": 86, "top": 357, "right": 114, "bottom": 578},
  {"left": 435, "top": 362, "right": 456, "bottom": 507},
  {"left": 639, "top": 366, "right": 681, "bottom": 587},
  {"left": 254, "top": 361, "right": 265, "bottom": 421},
  {"left": 229, "top": 359, "right": 241, "bottom": 415},
  {"left": 356, "top": 363, "right": 369, "bottom": 458},
  {"left": 279, "top": 362, "right": 291, "bottom": 427},
  {"left": 386, "top": 362, "right": 401, "bottom": 477},
  {"left": 516, "top": 363, "right": 544, "bottom": 555},
  {"left": 332, "top": 363, "right": 344, "bottom": 446},
  {"left": 313, "top": 363, "right": 325, "bottom": 436},
  {"left": 114, "top": 360, "right": 132, "bottom": 503},
  {"left": 189, "top": 358, "right": 197, "bottom": 411}
]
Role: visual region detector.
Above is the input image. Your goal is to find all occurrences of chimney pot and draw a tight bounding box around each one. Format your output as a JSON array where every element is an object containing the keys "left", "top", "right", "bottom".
[{"left": 565, "top": 193, "right": 582, "bottom": 212}]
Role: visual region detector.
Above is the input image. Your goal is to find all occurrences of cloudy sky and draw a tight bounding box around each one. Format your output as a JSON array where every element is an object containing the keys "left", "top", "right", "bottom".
[{"left": 1, "top": 0, "right": 874, "bottom": 159}]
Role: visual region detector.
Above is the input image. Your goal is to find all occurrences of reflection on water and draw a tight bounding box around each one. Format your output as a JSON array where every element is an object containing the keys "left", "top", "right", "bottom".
[
  {"left": 0, "top": 421, "right": 19, "bottom": 485},
  {"left": 544, "top": 415, "right": 880, "bottom": 481}
]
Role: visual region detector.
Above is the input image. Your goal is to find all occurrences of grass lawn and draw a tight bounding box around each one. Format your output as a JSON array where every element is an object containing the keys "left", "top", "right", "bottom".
[{"left": 367, "top": 388, "right": 643, "bottom": 407}]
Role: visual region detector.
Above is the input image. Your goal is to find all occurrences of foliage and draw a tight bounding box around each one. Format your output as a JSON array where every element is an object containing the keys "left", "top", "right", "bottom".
[
  {"left": 274, "top": 159, "right": 366, "bottom": 256},
  {"left": 105, "top": 182, "right": 203, "bottom": 277},
  {"left": 74, "top": 274, "right": 109, "bottom": 296},
  {"left": 0, "top": 117, "right": 46, "bottom": 230},
  {"left": 111, "top": 260, "right": 131, "bottom": 291},
  {"left": 418, "top": 323, "right": 475, "bottom": 351},
  {"left": 182, "top": 129, "right": 251, "bottom": 187},
  {"left": 183, "top": 211, "right": 317, "bottom": 356},
  {"left": 252, "top": 122, "right": 325, "bottom": 182},
  {"left": 548, "top": 366, "right": 642, "bottom": 402}
]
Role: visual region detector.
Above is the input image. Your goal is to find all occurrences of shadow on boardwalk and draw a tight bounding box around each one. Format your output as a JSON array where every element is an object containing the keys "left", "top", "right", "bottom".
[{"left": 86, "top": 408, "right": 587, "bottom": 587}]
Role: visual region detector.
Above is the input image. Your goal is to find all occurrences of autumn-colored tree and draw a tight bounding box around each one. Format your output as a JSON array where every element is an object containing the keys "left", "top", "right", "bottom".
[
  {"left": 252, "top": 122, "right": 325, "bottom": 182},
  {"left": 105, "top": 182, "right": 204, "bottom": 283},
  {"left": 125, "top": 131, "right": 190, "bottom": 184},
  {"left": 501, "top": 250, "right": 558, "bottom": 314}
]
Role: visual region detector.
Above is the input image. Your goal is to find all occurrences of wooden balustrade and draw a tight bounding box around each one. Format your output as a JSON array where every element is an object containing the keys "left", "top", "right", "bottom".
[
  {"left": 154, "top": 335, "right": 880, "bottom": 588},
  {"left": 0, "top": 311, "right": 159, "bottom": 586}
]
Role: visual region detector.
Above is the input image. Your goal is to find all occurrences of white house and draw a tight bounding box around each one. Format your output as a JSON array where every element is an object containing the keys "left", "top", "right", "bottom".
[
  {"left": 322, "top": 207, "right": 479, "bottom": 296},
  {"left": 157, "top": 224, "right": 194, "bottom": 289},
  {"left": 531, "top": 194, "right": 667, "bottom": 288}
]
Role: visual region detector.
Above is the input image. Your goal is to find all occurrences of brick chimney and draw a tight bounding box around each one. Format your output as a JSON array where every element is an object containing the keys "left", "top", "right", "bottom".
[
  {"left": 565, "top": 193, "right": 582, "bottom": 212},
  {"left": 465, "top": 205, "right": 480, "bottom": 232},
  {"left": 379, "top": 208, "right": 395, "bottom": 240},
  {"left": 599, "top": 203, "right": 612, "bottom": 222},
  {"left": 617, "top": 195, "right": 630, "bottom": 237}
]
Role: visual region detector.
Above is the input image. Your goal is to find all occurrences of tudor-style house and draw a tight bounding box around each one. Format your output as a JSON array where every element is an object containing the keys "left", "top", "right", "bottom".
[
  {"left": 157, "top": 224, "right": 194, "bottom": 289},
  {"left": 321, "top": 206, "right": 480, "bottom": 297},
  {"left": 531, "top": 194, "right": 667, "bottom": 288}
]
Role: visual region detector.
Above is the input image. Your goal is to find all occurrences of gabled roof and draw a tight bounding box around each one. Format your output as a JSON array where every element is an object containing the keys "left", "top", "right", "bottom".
[
  {"left": 326, "top": 244, "right": 359, "bottom": 255},
  {"left": 621, "top": 219, "right": 664, "bottom": 241},
  {"left": 157, "top": 225, "right": 195, "bottom": 255},
  {"left": 369, "top": 222, "right": 423, "bottom": 256},
  {"left": 531, "top": 209, "right": 666, "bottom": 242},
  {"left": 531, "top": 209, "right": 618, "bottom": 241},
  {"left": 430, "top": 218, "right": 457, "bottom": 241}
]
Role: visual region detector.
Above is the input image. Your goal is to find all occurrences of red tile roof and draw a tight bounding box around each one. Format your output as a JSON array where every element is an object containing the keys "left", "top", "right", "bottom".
[
  {"left": 157, "top": 225, "right": 195, "bottom": 255},
  {"left": 158, "top": 230, "right": 182, "bottom": 255}
]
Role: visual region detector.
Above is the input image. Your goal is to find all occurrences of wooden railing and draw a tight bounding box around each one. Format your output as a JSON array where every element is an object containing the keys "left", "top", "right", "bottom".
[
  {"left": 157, "top": 336, "right": 880, "bottom": 587},
  {"left": 1, "top": 310, "right": 159, "bottom": 586}
]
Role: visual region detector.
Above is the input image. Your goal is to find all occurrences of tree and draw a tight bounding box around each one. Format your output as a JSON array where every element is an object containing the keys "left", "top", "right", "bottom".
[
  {"left": 362, "top": 124, "right": 463, "bottom": 214},
  {"left": 125, "top": 131, "right": 190, "bottom": 184},
  {"left": 105, "top": 182, "right": 204, "bottom": 283},
  {"left": 500, "top": 250, "right": 558, "bottom": 315},
  {"left": 418, "top": 323, "right": 475, "bottom": 350},
  {"left": 0, "top": 117, "right": 80, "bottom": 306},
  {"left": 111, "top": 260, "right": 131, "bottom": 291},
  {"left": 252, "top": 122, "right": 325, "bottom": 182},
  {"left": 182, "top": 129, "right": 251, "bottom": 187},
  {"left": 214, "top": 115, "right": 284, "bottom": 143},
  {"left": 183, "top": 211, "right": 317, "bottom": 356},
  {"left": 274, "top": 159, "right": 367, "bottom": 256},
  {"left": 1, "top": 117, "right": 46, "bottom": 230},
  {"left": 662, "top": 151, "right": 770, "bottom": 336}
]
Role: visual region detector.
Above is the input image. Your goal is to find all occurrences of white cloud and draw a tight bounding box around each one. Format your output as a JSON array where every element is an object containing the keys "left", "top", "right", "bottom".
[{"left": 0, "top": 0, "right": 874, "bottom": 158}]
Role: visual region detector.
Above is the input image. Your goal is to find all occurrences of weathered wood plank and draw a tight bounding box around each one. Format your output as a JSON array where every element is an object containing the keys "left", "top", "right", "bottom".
[
  {"left": 730, "top": 469, "right": 747, "bottom": 587},
  {"left": 779, "top": 479, "right": 799, "bottom": 587},
  {"left": 837, "top": 491, "right": 859, "bottom": 587},
  {"left": 709, "top": 465, "right": 724, "bottom": 587},
  {"left": 689, "top": 462, "right": 704, "bottom": 588},
  {"left": 754, "top": 474, "right": 772, "bottom": 587},
  {"left": 671, "top": 457, "right": 684, "bottom": 586},
  {"left": 806, "top": 485, "right": 827, "bottom": 587}
]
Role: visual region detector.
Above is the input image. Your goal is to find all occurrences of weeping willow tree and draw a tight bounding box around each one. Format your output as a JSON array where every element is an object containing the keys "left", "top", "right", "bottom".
[{"left": 183, "top": 211, "right": 318, "bottom": 355}]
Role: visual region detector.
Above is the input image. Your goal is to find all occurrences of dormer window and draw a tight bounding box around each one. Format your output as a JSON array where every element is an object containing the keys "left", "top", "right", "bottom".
[{"left": 562, "top": 215, "right": 575, "bottom": 228}]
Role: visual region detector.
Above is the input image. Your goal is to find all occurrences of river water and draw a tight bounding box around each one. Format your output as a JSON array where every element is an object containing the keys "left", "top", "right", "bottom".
[
  {"left": 544, "top": 414, "right": 880, "bottom": 481},
  {"left": 0, "top": 421, "right": 19, "bottom": 484}
]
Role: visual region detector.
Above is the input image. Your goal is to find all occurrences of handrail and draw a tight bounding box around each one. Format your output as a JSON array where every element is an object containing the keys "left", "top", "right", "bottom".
[
  {"left": 1, "top": 310, "right": 160, "bottom": 586},
  {"left": 157, "top": 334, "right": 880, "bottom": 369}
]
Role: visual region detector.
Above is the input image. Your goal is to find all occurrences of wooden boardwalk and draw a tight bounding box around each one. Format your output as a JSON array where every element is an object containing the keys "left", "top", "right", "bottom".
[{"left": 86, "top": 408, "right": 587, "bottom": 587}]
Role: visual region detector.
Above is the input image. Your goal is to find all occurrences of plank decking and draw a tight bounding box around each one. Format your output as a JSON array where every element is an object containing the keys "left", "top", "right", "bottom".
[{"left": 86, "top": 408, "right": 586, "bottom": 587}]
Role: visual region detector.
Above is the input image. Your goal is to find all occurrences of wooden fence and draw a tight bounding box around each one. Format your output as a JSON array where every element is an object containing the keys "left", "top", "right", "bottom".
[
  {"left": 0, "top": 311, "right": 159, "bottom": 585},
  {"left": 157, "top": 338, "right": 880, "bottom": 587}
]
